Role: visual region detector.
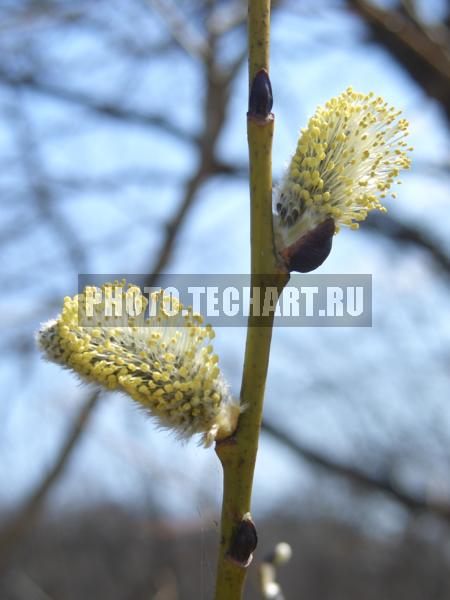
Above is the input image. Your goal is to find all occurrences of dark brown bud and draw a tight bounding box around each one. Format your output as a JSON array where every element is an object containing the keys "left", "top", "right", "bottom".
[
  {"left": 281, "top": 218, "right": 335, "bottom": 273},
  {"left": 227, "top": 513, "right": 258, "bottom": 568},
  {"left": 248, "top": 69, "right": 273, "bottom": 119}
]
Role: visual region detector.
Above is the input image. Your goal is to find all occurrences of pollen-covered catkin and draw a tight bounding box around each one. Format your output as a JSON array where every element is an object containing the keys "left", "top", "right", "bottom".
[
  {"left": 274, "top": 87, "right": 412, "bottom": 252},
  {"left": 37, "top": 282, "right": 241, "bottom": 446}
]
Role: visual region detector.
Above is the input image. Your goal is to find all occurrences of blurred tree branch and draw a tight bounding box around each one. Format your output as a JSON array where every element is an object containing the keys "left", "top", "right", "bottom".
[
  {"left": 365, "top": 212, "right": 450, "bottom": 278},
  {"left": 8, "top": 94, "right": 87, "bottom": 271},
  {"left": 348, "top": 0, "right": 450, "bottom": 120},
  {"left": 147, "top": 0, "right": 209, "bottom": 60},
  {"left": 0, "top": 3, "right": 246, "bottom": 566},
  {"left": 0, "top": 68, "right": 196, "bottom": 144},
  {"left": 262, "top": 420, "right": 450, "bottom": 522},
  {"left": 0, "top": 391, "right": 101, "bottom": 568}
]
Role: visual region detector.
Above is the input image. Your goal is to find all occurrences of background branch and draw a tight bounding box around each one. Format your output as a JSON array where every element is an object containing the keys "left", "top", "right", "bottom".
[
  {"left": 0, "top": 391, "right": 101, "bottom": 567},
  {"left": 262, "top": 420, "right": 450, "bottom": 522},
  {"left": 348, "top": 0, "right": 450, "bottom": 119}
]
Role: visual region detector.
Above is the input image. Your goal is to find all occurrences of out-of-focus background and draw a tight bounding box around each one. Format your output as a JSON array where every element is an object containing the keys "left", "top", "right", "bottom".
[{"left": 0, "top": 1, "right": 449, "bottom": 598}]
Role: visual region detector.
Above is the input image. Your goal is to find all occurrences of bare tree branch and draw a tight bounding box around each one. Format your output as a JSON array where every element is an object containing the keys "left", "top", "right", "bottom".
[
  {"left": 262, "top": 419, "right": 450, "bottom": 522},
  {"left": 8, "top": 94, "right": 87, "bottom": 271},
  {"left": 0, "top": 391, "right": 101, "bottom": 567},
  {"left": 365, "top": 212, "right": 450, "bottom": 278},
  {"left": 347, "top": 0, "right": 450, "bottom": 120},
  {"left": 145, "top": 43, "right": 246, "bottom": 281},
  {"left": 0, "top": 13, "right": 247, "bottom": 566},
  {"left": 147, "top": 0, "right": 209, "bottom": 60},
  {"left": 0, "top": 69, "right": 196, "bottom": 144}
]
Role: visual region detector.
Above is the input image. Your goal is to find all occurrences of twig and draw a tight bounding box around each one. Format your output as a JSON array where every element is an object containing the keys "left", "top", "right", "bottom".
[
  {"left": 262, "top": 420, "right": 450, "bottom": 522},
  {"left": 8, "top": 94, "right": 87, "bottom": 272},
  {"left": 347, "top": 0, "right": 450, "bottom": 119},
  {"left": 365, "top": 212, "right": 450, "bottom": 279},
  {"left": 0, "top": 69, "right": 195, "bottom": 144},
  {"left": 147, "top": 0, "right": 209, "bottom": 60},
  {"left": 214, "top": 4, "right": 289, "bottom": 598}
]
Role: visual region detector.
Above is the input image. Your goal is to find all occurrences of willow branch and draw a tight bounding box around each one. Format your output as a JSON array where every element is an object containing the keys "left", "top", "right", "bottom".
[{"left": 214, "top": 3, "right": 288, "bottom": 598}]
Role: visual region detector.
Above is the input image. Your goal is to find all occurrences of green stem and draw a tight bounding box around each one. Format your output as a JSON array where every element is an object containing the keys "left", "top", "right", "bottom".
[{"left": 213, "top": 2, "right": 288, "bottom": 598}]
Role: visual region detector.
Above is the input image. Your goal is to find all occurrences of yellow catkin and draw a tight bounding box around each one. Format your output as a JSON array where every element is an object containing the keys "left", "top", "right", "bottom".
[
  {"left": 274, "top": 88, "right": 412, "bottom": 245},
  {"left": 37, "top": 283, "right": 241, "bottom": 446}
]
